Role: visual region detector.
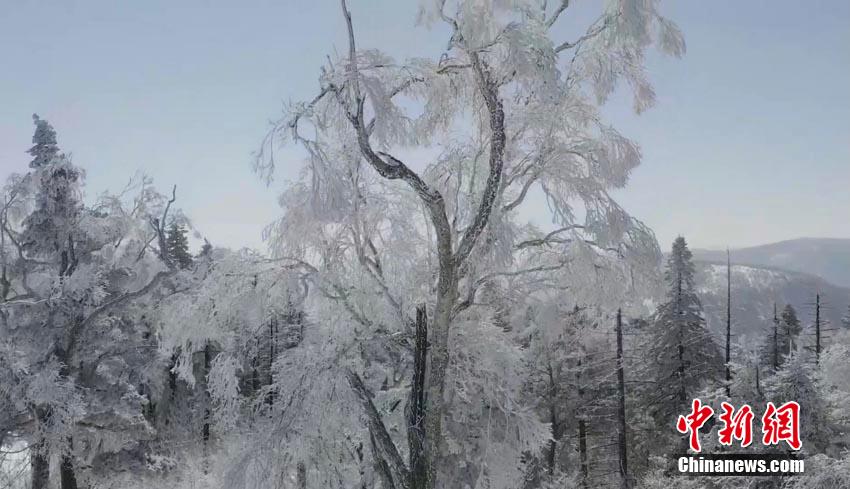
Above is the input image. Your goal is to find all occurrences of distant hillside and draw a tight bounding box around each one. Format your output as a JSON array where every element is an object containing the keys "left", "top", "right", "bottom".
[
  {"left": 692, "top": 238, "right": 850, "bottom": 288},
  {"left": 694, "top": 261, "right": 850, "bottom": 346}
]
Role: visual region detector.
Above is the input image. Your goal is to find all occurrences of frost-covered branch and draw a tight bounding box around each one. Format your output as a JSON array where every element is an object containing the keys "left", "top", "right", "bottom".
[
  {"left": 61, "top": 269, "right": 176, "bottom": 365},
  {"left": 345, "top": 368, "right": 409, "bottom": 487},
  {"left": 545, "top": 0, "right": 571, "bottom": 28},
  {"left": 554, "top": 14, "right": 614, "bottom": 53},
  {"left": 453, "top": 49, "right": 506, "bottom": 266}
]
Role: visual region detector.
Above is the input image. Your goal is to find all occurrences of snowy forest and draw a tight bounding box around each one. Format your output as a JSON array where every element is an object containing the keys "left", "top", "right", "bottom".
[{"left": 2, "top": 1, "right": 849, "bottom": 488}]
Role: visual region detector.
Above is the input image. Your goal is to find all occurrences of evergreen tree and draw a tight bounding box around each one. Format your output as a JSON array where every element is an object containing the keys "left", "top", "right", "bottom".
[
  {"left": 198, "top": 238, "right": 213, "bottom": 258},
  {"left": 763, "top": 351, "right": 833, "bottom": 453},
  {"left": 841, "top": 304, "right": 850, "bottom": 330},
  {"left": 166, "top": 222, "right": 192, "bottom": 269},
  {"left": 648, "top": 237, "right": 723, "bottom": 423},
  {"left": 20, "top": 116, "right": 83, "bottom": 276},
  {"left": 781, "top": 304, "right": 802, "bottom": 356},
  {"left": 28, "top": 114, "right": 60, "bottom": 168}
]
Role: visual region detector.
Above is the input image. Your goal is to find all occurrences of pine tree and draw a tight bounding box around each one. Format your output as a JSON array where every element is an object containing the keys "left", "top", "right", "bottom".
[
  {"left": 648, "top": 237, "right": 723, "bottom": 423},
  {"left": 763, "top": 351, "right": 833, "bottom": 453},
  {"left": 781, "top": 304, "right": 802, "bottom": 356},
  {"left": 28, "top": 114, "right": 60, "bottom": 168},
  {"left": 166, "top": 222, "right": 193, "bottom": 269},
  {"left": 20, "top": 116, "right": 82, "bottom": 275},
  {"left": 842, "top": 304, "right": 850, "bottom": 330}
]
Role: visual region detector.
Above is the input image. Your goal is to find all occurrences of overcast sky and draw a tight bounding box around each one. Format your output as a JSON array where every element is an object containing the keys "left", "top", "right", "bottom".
[{"left": 1, "top": 0, "right": 848, "bottom": 252}]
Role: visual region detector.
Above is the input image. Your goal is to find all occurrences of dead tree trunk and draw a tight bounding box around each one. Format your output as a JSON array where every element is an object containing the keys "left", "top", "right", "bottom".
[
  {"left": 725, "top": 250, "right": 732, "bottom": 396},
  {"left": 815, "top": 293, "right": 821, "bottom": 365},
  {"left": 615, "top": 309, "right": 630, "bottom": 489},
  {"left": 407, "top": 305, "right": 428, "bottom": 489},
  {"left": 577, "top": 357, "right": 588, "bottom": 489},
  {"left": 545, "top": 361, "right": 561, "bottom": 476},
  {"left": 265, "top": 314, "right": 277, "bottom": 407},
  {"left": 772, "top": 303, "right": 779, "bottom": 371},
  {"left": 202, "top": 343, "right": 212, "bottom": 444}
]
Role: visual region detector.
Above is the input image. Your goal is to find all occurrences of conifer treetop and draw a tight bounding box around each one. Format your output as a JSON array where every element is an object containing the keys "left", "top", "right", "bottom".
[{"left": 28, "top": 114, "right": 60, "bottom": 169}]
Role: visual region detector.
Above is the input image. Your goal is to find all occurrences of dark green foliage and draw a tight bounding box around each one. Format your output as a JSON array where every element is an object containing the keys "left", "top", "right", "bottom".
[{"left": 166, "top": 222, "right": 193, "bottom": 269}]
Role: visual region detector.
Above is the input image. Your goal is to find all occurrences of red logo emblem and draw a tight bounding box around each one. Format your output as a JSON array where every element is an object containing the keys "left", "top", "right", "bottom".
[{"left": 677, "top": 399, "right": 801, "bottom": 452}]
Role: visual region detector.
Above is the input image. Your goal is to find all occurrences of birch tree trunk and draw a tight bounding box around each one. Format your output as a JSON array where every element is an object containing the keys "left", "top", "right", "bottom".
[{"left": 422, "top": 268, "right": 457, "bottom": 487}]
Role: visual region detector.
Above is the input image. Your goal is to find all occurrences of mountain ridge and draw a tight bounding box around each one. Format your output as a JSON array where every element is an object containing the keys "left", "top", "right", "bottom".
[
  {"left": 691, "top": 237, "right": 850, "bottom": 288},
  {"left": 693, "top": 260, "right": 850, "bottom": 346}
]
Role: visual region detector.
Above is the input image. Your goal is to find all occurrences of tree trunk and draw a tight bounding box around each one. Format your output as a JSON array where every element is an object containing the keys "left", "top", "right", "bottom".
[
  {"left": 577, "top": 357, "right": 588, "bottom": 489},
  {"left": 421, "top": 264, "right": 457, "bottom": 488},
  {"left": 346, "top": 370, "right": 408, "bottom": 485},
  {"left": 30, "top": 438, "right": 49, "bottom": 489},
  {"left": 815, "top": 293, "right": 821, "bottom": 364},
  {"left": 545, "top": 361, "right": 560, "bottom": 476},
  {"left": 772, "top": 303, "right": 779, "bottom": 371},
  {"left": 61, "top": 448, "right": 79, "bottom": 489},
  {"left": 578, "top": 419, "right": 588, "bottom": 489},
  {"left": 266, "top": 314, "right": 277, "bottom": 406},
  {"left": 407, "top": 306, "right": 428, "bottom": 489},
  {"left": 676, "top": 269, "right": 687, "bottom": 407},
  {"left": 677, "top": 341, "right": 687, "bottom": 407},
  {"left": 615, "top": 309, "right": 629, "bottom": 489},
  {"left": 203, "top": 343, "right": 211, "bottom": 444},
  {"left": 725, "top": 250, "right": 731, "bottom": 396}
]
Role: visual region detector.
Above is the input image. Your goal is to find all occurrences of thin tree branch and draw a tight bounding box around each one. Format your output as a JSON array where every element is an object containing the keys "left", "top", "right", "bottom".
[{"left": 546, "top": 0, "right": 571, "bottom": 28}]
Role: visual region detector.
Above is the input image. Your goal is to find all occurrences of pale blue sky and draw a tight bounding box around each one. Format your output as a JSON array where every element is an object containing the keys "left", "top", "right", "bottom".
[{"left": 1, "top": 1, "right": 848, "bottom": 251}]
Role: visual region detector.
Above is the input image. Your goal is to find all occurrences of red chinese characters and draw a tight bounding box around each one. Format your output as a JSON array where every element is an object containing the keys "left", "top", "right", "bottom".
[
  {"left": 718, "top": 402, "right": 754, "bottom": 447},
  {"left": 762, "top": 401, "right": 802, "bottom": 450},
  {"left": 676, "top": 399, "right": 714, "bottom": 452},
  {"left": 676, "top": 399, "right": 801, "bottom": 452}
]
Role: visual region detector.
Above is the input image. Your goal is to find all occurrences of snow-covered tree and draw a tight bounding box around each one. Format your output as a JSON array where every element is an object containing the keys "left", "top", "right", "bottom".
[
  {"left": 816, "top": 329, "right": 850, "bottom": 432},
  {"left": 28, "top": 114, "right": 60, "bottom": 169},
  {"left": 166, "top": 222, "right": 193, "bottom": 269},
  {"left": 647, "top": 237, "right": 722, "bottom": 426},
  {"left": 0, "top": 118, "right": 187, "bottom": 488},
  {"left": 763, "top": 351, "right": 833, "bottom": 454},
  {"left": 781, "top": 304, "right": 802, "bottom": 357},
  {"left": 252, "top": 0, "right": 680, "bottom": 486}
]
